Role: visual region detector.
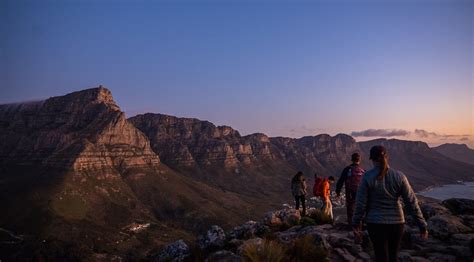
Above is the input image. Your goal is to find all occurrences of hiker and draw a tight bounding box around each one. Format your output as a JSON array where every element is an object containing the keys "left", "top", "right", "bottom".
[
  {"left": 291, "top": 171, "right": 307, "bottom": 216},
  {"left": 336, "top": 152, "right": 365, "bottom": 224},
  {"left": 352, "top": 145, "right": 428, "bottom": 262},
  {"left": 314, "top": 175, "right": 335, "bottom": 220},
  {"left": 321, "top": 176, "right": 335, "bottom": 220}
]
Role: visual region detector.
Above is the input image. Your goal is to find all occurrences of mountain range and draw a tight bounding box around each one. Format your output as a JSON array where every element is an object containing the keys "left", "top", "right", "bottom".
[{"left": 1, "top": 86, "right": 473, "bottom": 259}]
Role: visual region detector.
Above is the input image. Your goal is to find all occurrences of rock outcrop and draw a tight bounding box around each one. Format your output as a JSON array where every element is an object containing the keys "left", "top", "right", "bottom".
[
  {"left": 0, "top": 86, "right": 159, "bottom": 170},
  {"left": 161, "top": 198, "right": 474, "bottom": 261}
]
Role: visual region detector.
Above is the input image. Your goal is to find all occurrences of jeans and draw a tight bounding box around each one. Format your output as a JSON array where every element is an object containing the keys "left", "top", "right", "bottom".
[
  {"left": 367, "top": 223, "right": 404, "bottom": 262},
  {"left": 295, "top": 195, "right": 306, "bottom": 216}
]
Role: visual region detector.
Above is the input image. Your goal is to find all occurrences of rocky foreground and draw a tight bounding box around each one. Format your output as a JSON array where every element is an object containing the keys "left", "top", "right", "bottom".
[{"left": 155, "top": 197, "right": 474, "bottom": 262}]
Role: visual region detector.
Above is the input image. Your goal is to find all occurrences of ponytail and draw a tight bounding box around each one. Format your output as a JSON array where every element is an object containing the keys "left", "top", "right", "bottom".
[
  {"left": 369, "top": 145, "right": 389, "bottom": 180},
  {"left": 377, "top": 154, "right": 388, "bottom": 180}
]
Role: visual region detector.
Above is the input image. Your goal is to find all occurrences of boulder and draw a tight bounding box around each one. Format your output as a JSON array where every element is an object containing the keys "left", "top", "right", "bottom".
[
  {"left": 275, "top": 230, "right": 299, "bottom": 245},
  {"left": 442, "top": 198, "right": 474, "bottom": 215},
  {"left": 419, "top": 201, "right": 451, "bottom": 219},
  {"left": 261, "top": 211, "right": 283, "bottom": 227},
  {"left": 411, "top": 257, "right": 430, "bottom": 262},
  {"left": 460, "top": 215, "right": 474, "bottom": 229},
  {"left": 427, "top": 215, "right": 471, "bottom": 240},
  {"left": 276, "top": 208, "right": 301, "bottom": 226},
  {"left": 427, "top": 253, "right": 456, "bottom": 262},
  {"left": 334, "top": 247, "right": 356, "bottom": 262},
  {"left": 450, "top": 233, "right": 474, "bottom": 251},
  {"left": 228, "top": 221, "right": 260, "bottom": 240},
  {"left": 154, "top": 239, "right": 190, "bottom": 262},
  {"left": 198, "top": 225, "right": 226, "bottom": 250},
  {"left": 205, "top": 250, "right": 241, "bottom": 262}
]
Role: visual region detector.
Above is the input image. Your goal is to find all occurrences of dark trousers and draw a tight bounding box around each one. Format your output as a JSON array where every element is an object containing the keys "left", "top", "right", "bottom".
[
  {"left": 367, "top": 223, "right": 405, "bottom": 262},
  {"left": 345, "top": 190, "right": 357, "bottom": 224},
  {"left": 294, "top": 195, "right": 306, "bottom": 216}
]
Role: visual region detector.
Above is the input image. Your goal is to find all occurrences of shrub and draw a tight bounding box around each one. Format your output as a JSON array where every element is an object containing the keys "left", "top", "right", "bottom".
[
  {"left": 308, "top": 210, "right": 333, "bottom": 225},
  {"left": 298, "top": 217, "right": 317, "bottom": 227},
  {"left": 241, "top": 239, "right": 289, "bottom": 262},
  {"left": 289, "top": 235, "right": 328, "bottom": 262}
]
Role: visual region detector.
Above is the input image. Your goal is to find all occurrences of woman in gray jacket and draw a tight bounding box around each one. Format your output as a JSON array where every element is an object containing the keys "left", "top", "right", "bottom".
[{"left": 352, "top": 145, "right": 428, "bottom": 262}]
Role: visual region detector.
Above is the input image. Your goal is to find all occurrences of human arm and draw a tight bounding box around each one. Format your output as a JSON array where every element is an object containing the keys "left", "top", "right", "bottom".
[
  {"left": 400, "top": 174, "right": 428, "bottom": 236},
  {"left": 336, "top": 167, "right": 349, "bottom": 196}
]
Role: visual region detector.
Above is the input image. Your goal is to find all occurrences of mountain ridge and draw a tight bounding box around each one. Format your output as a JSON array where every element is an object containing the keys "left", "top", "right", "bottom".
[{"left": 1, "top": 86, "right": 473, "bottom": 260}]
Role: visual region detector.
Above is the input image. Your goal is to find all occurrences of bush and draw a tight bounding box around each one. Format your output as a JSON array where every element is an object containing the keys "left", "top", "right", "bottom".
[
  {"left": 308, "top": 210, "right": 332, "bottom": 225},
  {"left": 241, "top": 239, "right": 289, "bottom": 262},
  {"left": 289, "top": 235, "right": 328, "bottom": 262},
  {"left": 298, "top": 217, "right": 317, "bottom": 227}
]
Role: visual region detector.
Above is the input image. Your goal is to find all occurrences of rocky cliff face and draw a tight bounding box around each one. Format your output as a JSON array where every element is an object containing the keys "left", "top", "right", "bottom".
[
  {"left": 129, "top": 114, "right": 358, "bottom": 177},
  {"left": 130, "top": 113, "right": 474, "bottom": 193},
  {"left": 129, "top": 113, "right": 277, "bottom": 170},
  {"left": 433, "top": 143, "right": 474, "bottom": 166},
  {"left": 0, "top": 87, "right": 160, "bottom": 170}
]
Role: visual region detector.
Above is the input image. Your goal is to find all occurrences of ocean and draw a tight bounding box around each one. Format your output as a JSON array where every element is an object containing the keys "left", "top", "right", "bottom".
[{"left": 418, "top": 182, "right": 474, "bottom": 200}]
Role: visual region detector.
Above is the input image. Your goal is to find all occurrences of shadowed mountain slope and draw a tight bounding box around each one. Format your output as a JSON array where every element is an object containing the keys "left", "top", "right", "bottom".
[{"left": 433, "top": 143, "right": 474, "bottom": 166}]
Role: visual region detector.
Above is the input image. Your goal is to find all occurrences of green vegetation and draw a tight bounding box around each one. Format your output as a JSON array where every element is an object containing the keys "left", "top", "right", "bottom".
[{"left": 298, "top": 217, "right": 317, "bottom": 227}]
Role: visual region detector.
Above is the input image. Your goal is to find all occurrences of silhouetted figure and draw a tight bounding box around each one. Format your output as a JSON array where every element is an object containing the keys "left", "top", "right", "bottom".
[
  {"left": 291, "top": 171, "right": 307, "bottom": 216},
  {"left": 336, "top": 152, "right": 365, "bottom": 224},
  {"left": 352, "top": 145, "right": 428, "bottom": 262}
]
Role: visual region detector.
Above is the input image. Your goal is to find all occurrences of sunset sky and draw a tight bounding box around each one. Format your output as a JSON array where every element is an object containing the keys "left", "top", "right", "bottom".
[{"left": 1, "top": 0, "right": 472, "bottom": 147}]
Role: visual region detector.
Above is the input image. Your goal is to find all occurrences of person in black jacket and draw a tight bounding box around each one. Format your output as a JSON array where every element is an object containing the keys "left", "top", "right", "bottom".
[{"left": 336, "top": 153, "right": 365, "bottom": 224}]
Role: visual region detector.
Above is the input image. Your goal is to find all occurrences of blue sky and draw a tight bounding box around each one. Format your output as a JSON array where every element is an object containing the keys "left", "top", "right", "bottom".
[{"left": 1, "top": 0, "right": 472, "bottom": 146}]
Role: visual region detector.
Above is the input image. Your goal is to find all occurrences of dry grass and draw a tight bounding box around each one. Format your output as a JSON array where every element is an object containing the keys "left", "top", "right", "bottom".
[
  {"left": 242, "top": 239, "right": 289, "bottom": 262},
  {"left": 289, "top": 235, "right": 328, "bottom": 262},
  {"left": 308, "top": 210, "right": 333, "bottom": 225}
]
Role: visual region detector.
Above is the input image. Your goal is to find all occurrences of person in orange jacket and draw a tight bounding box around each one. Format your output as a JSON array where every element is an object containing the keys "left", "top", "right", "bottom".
[{"left": 321, "top": 176, "right": 335, "bottom": 220}]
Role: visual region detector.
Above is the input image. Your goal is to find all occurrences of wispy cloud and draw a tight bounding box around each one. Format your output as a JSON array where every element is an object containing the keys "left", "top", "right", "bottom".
[
  {"left": 414, "top": 129, "right": 438, "bottom": 138},
  {"left": 460, "top": 137, "right": 469, "bottom": 141},
  {"left": 351, "top": 129, "right": 410, "bottom": 137}
]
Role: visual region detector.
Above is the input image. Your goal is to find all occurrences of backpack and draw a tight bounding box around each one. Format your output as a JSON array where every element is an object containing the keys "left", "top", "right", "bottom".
[
  {"left": 313, "top": 177, "right": 324, "bottom": 197},
  {"left": 345, "top": 165, "right": 365, "bottom": 193}
]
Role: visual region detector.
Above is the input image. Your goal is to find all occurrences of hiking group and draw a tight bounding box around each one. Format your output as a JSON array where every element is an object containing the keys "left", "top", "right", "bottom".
[{"left": 290, "top": 145, "right": 428, "bottom": 262}]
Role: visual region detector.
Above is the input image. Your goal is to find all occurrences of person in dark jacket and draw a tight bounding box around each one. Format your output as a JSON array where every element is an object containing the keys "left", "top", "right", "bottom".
[
  {"left": 336, "top": 153, "right": 365, "bottom": 224},
  {"left": 291, "top": 171, "right": 307, "bottom": 216},
  {"left": 352, "top": 145, "right": 428, "bottom": 262}
]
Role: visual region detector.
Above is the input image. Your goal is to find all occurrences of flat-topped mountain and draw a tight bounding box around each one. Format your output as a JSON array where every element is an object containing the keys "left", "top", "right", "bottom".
[
  {"left": 0, "top": 87, "right": 159, "bottom": 170},
  {"left": 433, "top": 143, "right": 474, "bottom": 166}
]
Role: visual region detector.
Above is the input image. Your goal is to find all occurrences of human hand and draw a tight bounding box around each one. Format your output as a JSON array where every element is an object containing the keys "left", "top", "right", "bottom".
[
  {"left": 352, "top": 225, "right": 362, "bottom": 243},
  {"left": 419, "top": 230, "right": 428, "bottom": 240}
]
